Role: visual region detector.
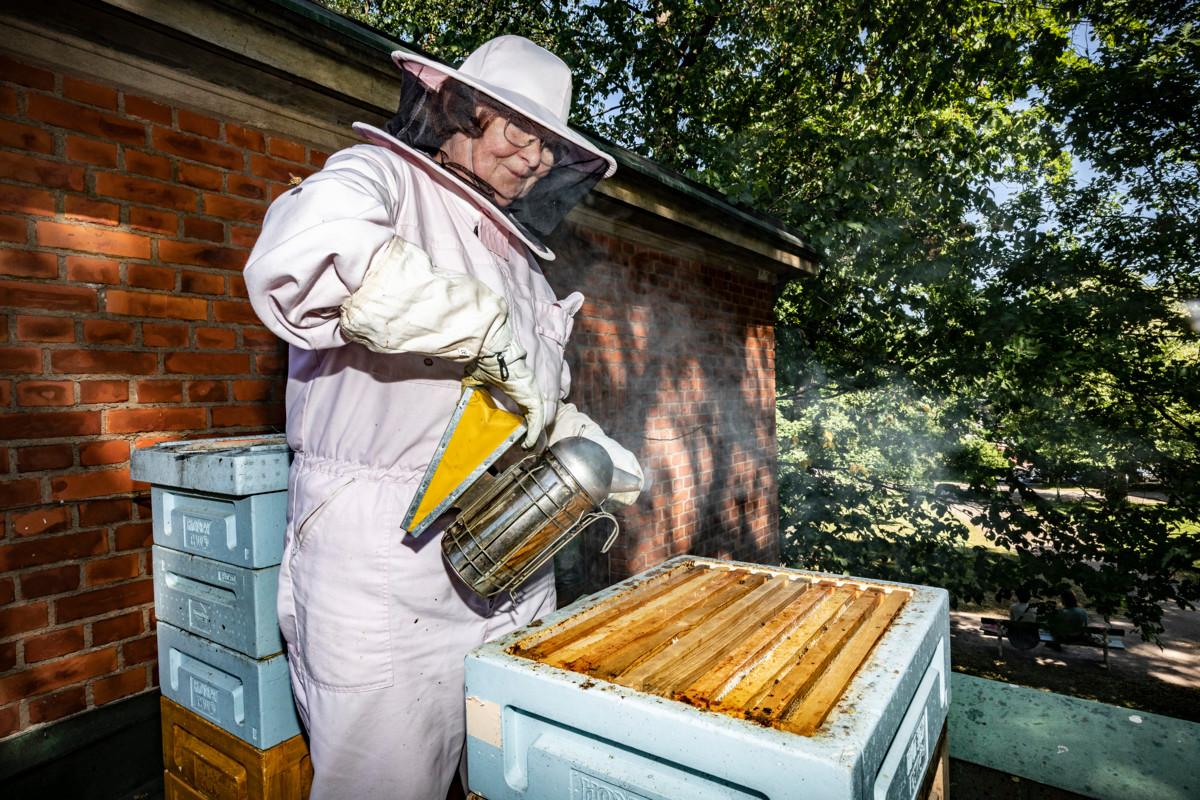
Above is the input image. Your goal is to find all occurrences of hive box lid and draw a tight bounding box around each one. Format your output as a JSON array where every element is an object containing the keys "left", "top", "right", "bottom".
[{"left": 132, "top": 436, "right": 291, "bottom": 495}]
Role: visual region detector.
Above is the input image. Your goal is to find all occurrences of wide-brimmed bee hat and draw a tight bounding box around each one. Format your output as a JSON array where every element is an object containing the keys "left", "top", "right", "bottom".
[{"left": 354, "top": 35, "right": 617, "bottom": 260}]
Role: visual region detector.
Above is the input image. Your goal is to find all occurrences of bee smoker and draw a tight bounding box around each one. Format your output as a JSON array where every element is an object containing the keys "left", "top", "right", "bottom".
[{"left": 441, "top": 437, "right": 634, "bottom": 598}]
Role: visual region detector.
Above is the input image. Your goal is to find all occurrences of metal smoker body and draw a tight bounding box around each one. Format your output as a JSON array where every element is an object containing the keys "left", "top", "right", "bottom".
[{"left": 441, "top": 437, "right": 618, "bottom": 597}]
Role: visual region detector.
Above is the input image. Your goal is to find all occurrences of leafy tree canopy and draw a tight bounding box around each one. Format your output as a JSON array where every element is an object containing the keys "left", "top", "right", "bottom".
[{"left": 321, "top": 0, "right": 1200, "bottom": 637}]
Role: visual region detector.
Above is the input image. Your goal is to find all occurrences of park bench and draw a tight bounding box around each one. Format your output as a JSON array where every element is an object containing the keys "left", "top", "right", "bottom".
[{"left": 980, "top": 617, "right": 1128, "bottom": 667}]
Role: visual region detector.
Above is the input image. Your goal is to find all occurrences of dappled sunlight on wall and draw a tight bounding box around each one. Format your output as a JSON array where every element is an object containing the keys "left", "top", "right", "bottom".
[
  {"left": 546, "top": 225, "right": 780, "bottom": 591},
  {"left": 0, "top": 52, "right": 314, "bottom": 739}
]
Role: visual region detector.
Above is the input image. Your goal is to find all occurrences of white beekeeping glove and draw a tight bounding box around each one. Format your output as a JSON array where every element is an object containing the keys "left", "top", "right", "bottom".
[
  {"left": 549, "top": 403, "right": 646, "bottom": 506},
  {"left": 468, "top": 320, "right": 545, "bottom": 449},
  {"left": 340, "top": 236, "right": 545, "bottom": 446},
  {"left": 341, "top": 237, "right": 506, "bottom": 360}
]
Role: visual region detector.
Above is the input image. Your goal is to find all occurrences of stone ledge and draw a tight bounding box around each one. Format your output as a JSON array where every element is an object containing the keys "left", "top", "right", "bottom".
[{"left": 949, "top": 673, "right": 1199, "bottom": 800}]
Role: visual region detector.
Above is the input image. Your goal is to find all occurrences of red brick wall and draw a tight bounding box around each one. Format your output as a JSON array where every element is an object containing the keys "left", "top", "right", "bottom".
[
  {"left": 0, "top": 52, "right": 322, "bottom": 740},
  {"left": 546, "top": 229, "right": 780, "bottom": 584},
  {"left": 0, "top": 50, "right": 779, "bottom": 740}
]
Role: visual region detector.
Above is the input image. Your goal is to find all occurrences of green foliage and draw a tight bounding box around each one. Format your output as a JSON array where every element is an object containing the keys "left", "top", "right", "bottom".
[
  {"left": 945, "top": 437, "right": 1008, "bottom": 490},
  {"left": 978, "top": 490, "right": 1200, "bottom": 640},
  {"left": 771, "top": 0, "right": 1200, "bottom": 636},
  {"left": 780, "top": 459, "right": 993, "bottom": 607},
  {"left": 319, "top": 0, "right": 1200, "bottom": 637},
  {"left": 778, "top": 387, "right": 948, "bottom": 487}
]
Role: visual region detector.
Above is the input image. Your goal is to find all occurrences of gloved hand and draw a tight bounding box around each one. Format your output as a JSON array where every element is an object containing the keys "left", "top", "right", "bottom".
[
  {"left": 548, "top": 403, "right": 645, "bottom": 506},
  {"left": 340, "top": 236, "right": 507, "bottom": 362},
  {"left": 469, "top": 319, "right": 545, "bottom": 449},
  {"left": 340, "top": 237, "right": 545, "bottom": 446}
]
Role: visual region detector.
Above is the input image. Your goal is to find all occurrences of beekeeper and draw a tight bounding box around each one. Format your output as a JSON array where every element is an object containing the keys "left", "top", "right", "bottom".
[{"left": 244, "top": 36, "right": 643, "bottom": 800}]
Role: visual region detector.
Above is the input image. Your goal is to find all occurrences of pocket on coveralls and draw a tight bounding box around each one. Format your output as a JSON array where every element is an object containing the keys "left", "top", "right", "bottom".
[
  {"left": 533, "top": 298, "right": 576, "bottom": 345},
  {"left": 290, "top": 473, "right": 394, "bottom": 691},
  {"left": 529, "top": 299, "right": 572, "bottom": 404}
]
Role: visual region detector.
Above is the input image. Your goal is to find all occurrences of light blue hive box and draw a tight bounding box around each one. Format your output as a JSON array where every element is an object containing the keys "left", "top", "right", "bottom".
[
  {"left": 157, "top": 622, "right": 300, "bottom": 750},
  {"left": 153, "top": 545, "right": 283, "bottom": 659},
  {"left": 131, "top": 435, "right": 291, "bottom": 569},
  {"left": 133, "top": 435, "right": 298, "bottom": 748},
  {"left": 464, "top": 556, "right": 951, "bottom": 800}
]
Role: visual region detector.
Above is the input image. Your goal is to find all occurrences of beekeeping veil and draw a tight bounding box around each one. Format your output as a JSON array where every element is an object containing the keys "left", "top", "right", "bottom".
[{"left": 353, "top": 35, "right": 616, "bottom": 260}]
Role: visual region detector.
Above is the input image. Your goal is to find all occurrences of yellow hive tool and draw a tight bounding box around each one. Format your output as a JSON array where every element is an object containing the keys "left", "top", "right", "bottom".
[{"left": 402, "top": 382, "right": 525, "bottom": 537}]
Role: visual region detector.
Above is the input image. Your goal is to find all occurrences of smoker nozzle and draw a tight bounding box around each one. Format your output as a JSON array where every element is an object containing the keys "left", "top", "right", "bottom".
[{"left": 609, "top": 468, "right": 643, "bottom": 495}]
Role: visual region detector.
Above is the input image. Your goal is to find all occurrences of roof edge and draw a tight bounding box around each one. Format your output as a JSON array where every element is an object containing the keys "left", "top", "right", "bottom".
[
  {"left": 228, "top": 0, "right": 818, "bottom": 272},
  {"left": 76, "top": 0, "right": 818, "bottom": 272}
]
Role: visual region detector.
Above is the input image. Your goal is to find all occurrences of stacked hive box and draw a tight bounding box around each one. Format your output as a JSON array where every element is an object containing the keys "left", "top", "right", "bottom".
[{"left": 131, "top": 436, "right": 311, "bottom": 799}]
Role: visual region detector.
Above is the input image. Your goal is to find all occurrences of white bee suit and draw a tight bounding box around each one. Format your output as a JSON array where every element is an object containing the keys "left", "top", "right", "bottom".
[{"left": 244, "top": 143, "right": 583, "bottom": 799}]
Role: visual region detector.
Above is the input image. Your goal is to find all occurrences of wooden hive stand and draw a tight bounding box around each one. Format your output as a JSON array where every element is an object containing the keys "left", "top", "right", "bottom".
[{"left": 161, "top": 697, "right": 312, "bottom": 800}]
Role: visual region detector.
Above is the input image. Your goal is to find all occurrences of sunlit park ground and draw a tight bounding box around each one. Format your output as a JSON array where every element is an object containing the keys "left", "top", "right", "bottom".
[{"left": 938, "top": 484, "right": 1200, "bottom": 722}]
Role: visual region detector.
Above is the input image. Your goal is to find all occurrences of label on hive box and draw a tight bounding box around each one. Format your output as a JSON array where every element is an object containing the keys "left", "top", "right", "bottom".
[
  {"left": 570, "top": 770, "right": 650, "bottom": 800},
  {"left": 173, "top": 649, "right": 245, "bottom": 727},
  {"left": 189, "top": 675, "right": 221, "bottom": 720},
  {"left": 903, "top": 707, "right": 929, "bottom": 797},
  {"left": 187, "top": 599, "right": 212, "bottom": 635},
  {"left": 181, "top": 511, "right": 227, "bottom": 552}
]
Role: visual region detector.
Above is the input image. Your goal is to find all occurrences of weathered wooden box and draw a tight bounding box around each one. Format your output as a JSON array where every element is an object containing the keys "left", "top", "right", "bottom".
[{"left": 161, "top": 697, "right": 311, "bottom": 800}]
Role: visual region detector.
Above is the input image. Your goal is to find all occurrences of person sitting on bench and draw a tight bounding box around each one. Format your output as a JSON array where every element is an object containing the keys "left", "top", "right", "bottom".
[
  {"left": 1009, "top": 586, "right": 1038, "bottom": 623},
  {"left": 1047, "top": 589, "right": 1089, "bottom": 650}
]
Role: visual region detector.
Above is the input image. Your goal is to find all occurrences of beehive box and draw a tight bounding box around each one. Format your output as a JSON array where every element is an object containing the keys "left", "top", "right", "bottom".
[
  {"left": 158, "top": 622, "right": 300, "bottom": 749},
  {"left": 153, "top": 546, "right": 283, "bottom": 659},
  {"left": 133, "top": 436, "right": 291, "bottom": 496},
  {"left": 150, "top": 488, "right": 288, "bottom": 569},
  {"left": 132, "top": 436, "right": 290, "bottom": 569},
  {"left": 161, "top": 697, "right": 311, "bottom": 800},
  {"left": 465, "top": 556, "right": 950, "bottom": 800}
]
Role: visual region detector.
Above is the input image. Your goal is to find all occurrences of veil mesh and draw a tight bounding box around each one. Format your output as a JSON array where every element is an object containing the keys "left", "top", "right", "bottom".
[{"left": 384, "top": 71, "right": 608, "bottom": 245}]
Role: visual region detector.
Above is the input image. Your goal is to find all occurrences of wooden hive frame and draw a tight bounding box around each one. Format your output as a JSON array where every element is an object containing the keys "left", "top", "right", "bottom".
[{"left": 510, "top": 560, "right": 911, "bottom": 735}]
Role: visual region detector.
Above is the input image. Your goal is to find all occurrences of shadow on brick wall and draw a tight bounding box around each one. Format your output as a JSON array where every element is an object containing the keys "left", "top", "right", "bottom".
[{"left": 546, "top": 226, "right": 779, "bottom": 595}]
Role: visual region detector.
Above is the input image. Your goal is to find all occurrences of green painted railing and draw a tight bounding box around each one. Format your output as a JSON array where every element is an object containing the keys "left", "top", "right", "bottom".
[{"left": 949, "top": 673, "right": 1200, "bottom": 800}]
